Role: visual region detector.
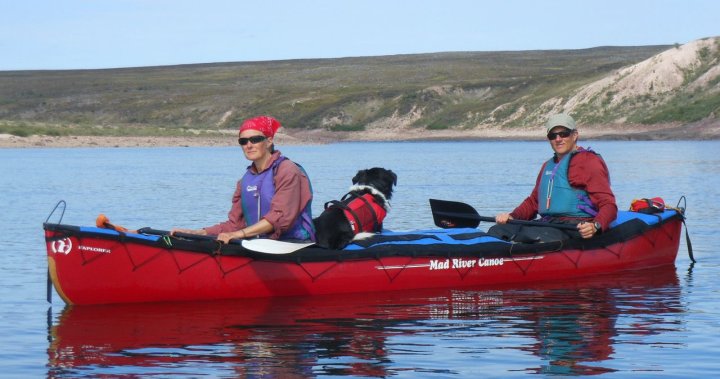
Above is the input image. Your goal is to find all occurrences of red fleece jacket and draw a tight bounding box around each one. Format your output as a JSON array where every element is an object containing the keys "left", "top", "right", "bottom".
[{"left": 509, "top": 149, "right": 618, "bottom": 231}]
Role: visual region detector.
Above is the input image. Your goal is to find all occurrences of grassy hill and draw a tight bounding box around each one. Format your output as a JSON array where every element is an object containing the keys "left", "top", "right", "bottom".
[{"left": 1, "top": 39, "right": 718, "bottom": 138}]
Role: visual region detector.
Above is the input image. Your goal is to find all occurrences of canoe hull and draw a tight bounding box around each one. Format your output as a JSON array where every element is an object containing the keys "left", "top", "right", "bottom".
[{"left": 45, "top": 217, "right": 683, "bottom": 305}]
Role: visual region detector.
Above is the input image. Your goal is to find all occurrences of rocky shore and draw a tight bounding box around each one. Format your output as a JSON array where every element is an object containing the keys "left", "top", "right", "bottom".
[{"left": 1, "top": 120, "right": 718, "bottom": 148}]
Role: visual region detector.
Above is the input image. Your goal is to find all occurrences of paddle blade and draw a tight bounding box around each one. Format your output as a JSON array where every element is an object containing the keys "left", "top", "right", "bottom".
[
  {"left": 242, "top": 239, "right": 314, "bottom": 254},
  {"left": 429, "top": 199, "right": 481, "bottom": 228}
]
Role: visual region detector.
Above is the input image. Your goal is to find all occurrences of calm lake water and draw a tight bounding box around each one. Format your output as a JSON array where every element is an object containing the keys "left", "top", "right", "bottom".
[{"left": 1, "top": 141, "right": 718, "bottom": 378}]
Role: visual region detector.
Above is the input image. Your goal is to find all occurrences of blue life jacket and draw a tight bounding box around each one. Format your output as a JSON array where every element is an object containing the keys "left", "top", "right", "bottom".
[
  {"left": 538, "top": 150, "right": 598, "bottom": 218},
  {"left": 240, "top": 156, "right": 315, "bottom": 241}
]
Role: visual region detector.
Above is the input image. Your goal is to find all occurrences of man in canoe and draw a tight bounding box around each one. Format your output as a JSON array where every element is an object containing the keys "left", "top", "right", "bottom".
[
  {"left": 489, "top": 113, "right": 617, "bottom": 242},
  {"left": 171, "top": 115, "right": 315, "bottom": 243}
]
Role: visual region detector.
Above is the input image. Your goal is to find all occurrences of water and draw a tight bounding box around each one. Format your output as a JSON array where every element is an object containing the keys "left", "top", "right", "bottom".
[{"left": 1, "top": 141, "right": 718, "bottom": 378}]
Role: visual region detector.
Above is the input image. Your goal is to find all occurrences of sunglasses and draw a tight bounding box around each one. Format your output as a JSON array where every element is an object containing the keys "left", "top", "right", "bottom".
[
  {"left": 238, "top": 135, "right": 267, "bottom": 145},
  {"left": 547, "top": 130, "right": 573, "bottom": 140}
]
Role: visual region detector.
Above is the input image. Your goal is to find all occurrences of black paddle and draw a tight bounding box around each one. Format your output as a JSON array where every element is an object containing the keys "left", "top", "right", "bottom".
[
  {"left": 429, "top": 199, "right": 579, "bottom": 231},
  {"left": 136, "top": 227, "right": 219, "bottom": 242},
  {"left": 136, "top": 228, "right": 312, "bottom": 254}
]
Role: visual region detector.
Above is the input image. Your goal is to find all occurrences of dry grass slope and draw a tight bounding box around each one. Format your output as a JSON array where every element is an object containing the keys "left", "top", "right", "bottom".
[{"left": 1, "top": 37, "right": 719, "bottom": 143}]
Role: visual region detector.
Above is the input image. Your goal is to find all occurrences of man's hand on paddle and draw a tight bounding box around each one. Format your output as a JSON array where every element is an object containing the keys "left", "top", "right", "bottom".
[
  {"left": 577, "top": 221, "right": 597, "bottom": 239},
  {"left": 495, "top": 213, "right": 514, "bottom": 224}
]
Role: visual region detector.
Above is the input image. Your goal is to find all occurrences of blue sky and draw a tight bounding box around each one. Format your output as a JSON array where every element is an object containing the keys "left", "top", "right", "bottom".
[{"left": 1, "top": 0, "right": 718, "bottom": 71}]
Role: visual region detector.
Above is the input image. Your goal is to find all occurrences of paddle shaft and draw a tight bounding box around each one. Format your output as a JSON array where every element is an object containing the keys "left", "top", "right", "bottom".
[
  {"left": 489, "top": 216, "right": 579, "bottom": 230},
  {"left": 136, "top": 227, "right": 311, "bottom": 253},
  {"left": 137, "top": 227, "right": 222, "bottom": 242},
  {"left": 429, "top": 199, "right": 580, "bottom": 231},
  {"left": 436, "top": 210, "right": 578, "bottom": 230}
]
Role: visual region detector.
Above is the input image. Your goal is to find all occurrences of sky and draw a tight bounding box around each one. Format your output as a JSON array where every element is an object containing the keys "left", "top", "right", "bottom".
[{"left": 1, "top": 0, "right": 718, "bottom": 71}]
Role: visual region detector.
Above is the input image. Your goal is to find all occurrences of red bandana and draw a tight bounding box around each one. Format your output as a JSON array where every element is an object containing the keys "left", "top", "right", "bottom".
[{"left": 239, "top": 116, "right": 281, "bottom": 137}]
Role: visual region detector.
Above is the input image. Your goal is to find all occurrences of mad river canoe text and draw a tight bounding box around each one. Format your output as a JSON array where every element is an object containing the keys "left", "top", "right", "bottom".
[{"left": 429, "top": 258, "right": 504, "bottom": 270}]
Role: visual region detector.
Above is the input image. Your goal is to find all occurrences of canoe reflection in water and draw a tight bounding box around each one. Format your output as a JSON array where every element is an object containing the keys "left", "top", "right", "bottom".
[{"left": 47, "top": 266, "right": 684, "bottom": 378}]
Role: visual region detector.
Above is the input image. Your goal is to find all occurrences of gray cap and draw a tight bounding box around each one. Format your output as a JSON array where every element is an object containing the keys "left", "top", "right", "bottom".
[{"left": 545, "top": 113, "right": 576, "bottom": 133}]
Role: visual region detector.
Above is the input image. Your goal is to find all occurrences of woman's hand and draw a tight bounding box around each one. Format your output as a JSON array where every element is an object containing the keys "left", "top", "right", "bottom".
[{"left": 217, "top": 230, "right": 246, "bottom": 244}]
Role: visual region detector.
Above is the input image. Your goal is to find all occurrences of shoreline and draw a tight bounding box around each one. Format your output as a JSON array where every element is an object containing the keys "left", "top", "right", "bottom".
[{"left": 1, "top": 120, "right": 718, "bottom": 148}]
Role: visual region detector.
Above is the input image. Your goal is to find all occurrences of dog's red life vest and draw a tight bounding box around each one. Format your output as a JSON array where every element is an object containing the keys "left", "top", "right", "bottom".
[
  {"left": 327, "top": 193, "right": 387, "bottom": 234},
  {"left": 344, "top": 193, "right": 387, "bottom": 233}
]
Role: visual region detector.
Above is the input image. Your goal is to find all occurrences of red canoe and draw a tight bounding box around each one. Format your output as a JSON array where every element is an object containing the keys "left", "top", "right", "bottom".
[{"left": 44, "top": 206, "right": 687, "bottom": 305}]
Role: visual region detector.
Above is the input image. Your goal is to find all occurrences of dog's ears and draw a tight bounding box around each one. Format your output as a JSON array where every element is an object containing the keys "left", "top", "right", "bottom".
[
  {"left": 351, "top": 169, "right": 368, "bottom": 185},
  {"left": 388, "top": 170, "right": 397, "bottom": 186},
  {"left": 354, "top": 167, "right": 397, "bottom": 186}
]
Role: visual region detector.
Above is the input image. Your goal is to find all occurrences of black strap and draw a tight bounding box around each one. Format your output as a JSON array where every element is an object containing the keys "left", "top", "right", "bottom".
[
  {"left": 353, "top": 194, "right": 381, "bottom": 232},
  {"left": 327, "top": 199, "right": 364, "bottom": 231},
  {"left": 681, "top": 218, "right": 696, "bottom": 263},
  {"left": 326, "top": 193, "right": 382, "bottom": 233}
]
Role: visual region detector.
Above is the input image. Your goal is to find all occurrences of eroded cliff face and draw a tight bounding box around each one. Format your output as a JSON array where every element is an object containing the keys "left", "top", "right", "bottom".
[
  {"left": 315, "top": 38, "right": 720, "bottom": 133},
  {"left": 558, "top": 37, "right": 720, "bottom": 123}
]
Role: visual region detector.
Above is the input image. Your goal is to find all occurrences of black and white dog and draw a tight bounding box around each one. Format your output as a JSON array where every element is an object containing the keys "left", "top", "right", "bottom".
[{"left": 313, "top": 167, "right": 397, "bottom": 250}]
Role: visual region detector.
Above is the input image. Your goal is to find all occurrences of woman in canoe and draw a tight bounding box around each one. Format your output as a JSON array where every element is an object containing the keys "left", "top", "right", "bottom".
[{"left": 172, "top": 115, "right": 315, "bottom": 243}]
